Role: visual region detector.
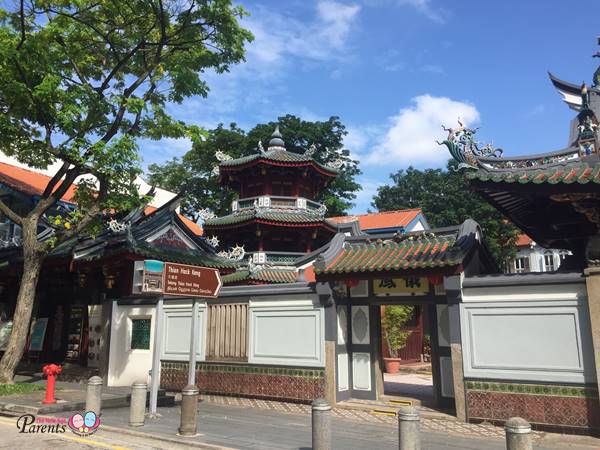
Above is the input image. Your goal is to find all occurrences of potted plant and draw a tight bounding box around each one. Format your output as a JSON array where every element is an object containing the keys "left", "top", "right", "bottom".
[{"left": 381, "top": 305, "right": 413, "bottom": 374}]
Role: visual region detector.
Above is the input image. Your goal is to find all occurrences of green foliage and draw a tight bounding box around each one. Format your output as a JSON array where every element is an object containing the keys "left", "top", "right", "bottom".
[
  {"left": 372, "top": 160, "right": 519, "bottom": 268},
  {"left": 0, "top": 0, "right": 253, "bottom": 238},
  {"left": 148, "top": 115, "right": 362, "bottom": 218},
  {"left": 381, "top": 305, "right": 414, "bottom": 358},
  {"left": 0, "top": 383, "right": 43, "bottom": 396}
]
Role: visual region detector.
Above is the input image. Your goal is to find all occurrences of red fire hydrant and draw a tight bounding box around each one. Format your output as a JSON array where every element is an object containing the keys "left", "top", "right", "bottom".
[{"left": 42, "top": 364, "right": 62, "bottom": 404}]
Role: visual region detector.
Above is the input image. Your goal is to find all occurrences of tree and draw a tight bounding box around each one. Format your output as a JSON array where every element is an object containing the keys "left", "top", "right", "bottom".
[
  {"left": 381, "top": 305, "right": 414, "bottom": 359},
  {"left": 148, "top": 115, "right": 362, "bottom": 217},
  {"left": 372, "top": 161, "right": 519, "bottom": 267},
  {"left": 0, "top": 0, "right": 252, "bottom": 382}
]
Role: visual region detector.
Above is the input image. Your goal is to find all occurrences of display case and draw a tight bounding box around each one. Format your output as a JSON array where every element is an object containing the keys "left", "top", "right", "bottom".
[{"left": 65, "top": 305, "right": 84, "bottom": 361}]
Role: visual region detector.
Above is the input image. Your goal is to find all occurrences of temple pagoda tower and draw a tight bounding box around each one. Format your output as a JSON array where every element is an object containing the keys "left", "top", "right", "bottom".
[{"left": 203, "top": 126, "right": 340, "bottom": 266}]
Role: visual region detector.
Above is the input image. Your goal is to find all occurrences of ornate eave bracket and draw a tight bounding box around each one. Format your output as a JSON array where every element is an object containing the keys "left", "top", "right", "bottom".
[{"left": 437, "top": 120, "right": 503, "bottom": 171}]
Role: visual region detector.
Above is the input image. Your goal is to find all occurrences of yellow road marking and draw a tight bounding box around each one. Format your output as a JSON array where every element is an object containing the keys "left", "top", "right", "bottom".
[
  {"left": 0, "top": 415, "right": 130, "bottom": 450},
  {"left": 59, "top": 432, "right": 131, "bottom": 450}
]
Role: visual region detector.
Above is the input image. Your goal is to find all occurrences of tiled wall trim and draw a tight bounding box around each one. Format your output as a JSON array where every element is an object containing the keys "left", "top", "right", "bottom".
[
  {"left": 465, "top": 380, "right": 597, "bottom": 398},
  {"left": 161, "top": 361, "right": 326, "bottom": 402}
]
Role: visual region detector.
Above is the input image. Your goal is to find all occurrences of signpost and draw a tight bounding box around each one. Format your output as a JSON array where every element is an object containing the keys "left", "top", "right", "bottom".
[{"left": 143, "top": 260, "right": 222, "bottom": 416}]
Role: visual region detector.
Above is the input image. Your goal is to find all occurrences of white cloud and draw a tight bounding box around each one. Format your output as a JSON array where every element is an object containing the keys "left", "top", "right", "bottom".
[
  {"left": 162, "top": 1, "right": 361, "bottom": 131},
  {"left": 396, "top": 0, "right": 448, "bottom": 23},
  {"left": 362, "top": 94, "right": 480, "bottom": 167}
]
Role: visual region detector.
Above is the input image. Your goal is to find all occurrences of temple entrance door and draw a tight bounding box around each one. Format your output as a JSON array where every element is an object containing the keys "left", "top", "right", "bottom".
[
  {"left": 335, "top": 302, "right": 351, "bottom": 402},
  {"left": 348, "top": 303, "right": 378, "bottom": 400}
]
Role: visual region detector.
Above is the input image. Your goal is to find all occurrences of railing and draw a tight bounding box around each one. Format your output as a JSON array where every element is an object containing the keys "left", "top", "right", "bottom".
[
  {"left": 247, "top": 251, "right": 305, "bottom": 265},
  {"left": 232, "top": 196, "right": 324, "bottom": 213}
]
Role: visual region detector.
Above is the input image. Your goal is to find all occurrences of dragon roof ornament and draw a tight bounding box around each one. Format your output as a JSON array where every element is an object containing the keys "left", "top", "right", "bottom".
[{"left": 437, "top": 119, "right": 503, "bottom": 170}]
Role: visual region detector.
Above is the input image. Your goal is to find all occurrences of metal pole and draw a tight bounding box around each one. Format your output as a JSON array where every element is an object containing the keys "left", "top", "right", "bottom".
[
  {"left": 312, "top": 398, "right": 332, "bottom": 450},
  {"left": 149, "top": 295, "right": 164, "bottom": 417},
  {"left": 187, "top": 298, "right": 199, "bottom": 386},
  {"left": 505, "top": 417, "right": 532, "bottom": 450},
  {"left": 398, "top": 406, "right": 420, "bottom": 450}
]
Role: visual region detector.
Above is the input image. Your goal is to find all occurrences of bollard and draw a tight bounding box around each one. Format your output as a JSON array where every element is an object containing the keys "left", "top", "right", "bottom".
[
  {"left": 129, "top": 381, "right": 148, "bottom": 427},
  {"left": 85, "top": 376, "right": 103, "bottom": 415},
  {"left": 178, "top": 384, "right": 199, "bottom": 437},
  {"left": 505, "top": 417, "right": 532, "bottom": 450},
  {"left": 398, "top": 406, "right": 420, "bottom": 450},
  {"left": 312, "top": 398, "right": 332, "bottom": 450},
  {"left": 41, "top": 364, "right": 62, "bottom": 404}
]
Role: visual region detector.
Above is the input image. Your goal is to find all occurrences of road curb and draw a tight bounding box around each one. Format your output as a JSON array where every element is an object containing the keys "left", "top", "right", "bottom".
[{"left": 99, "top": 423, "right": 235, "bottom": 450}]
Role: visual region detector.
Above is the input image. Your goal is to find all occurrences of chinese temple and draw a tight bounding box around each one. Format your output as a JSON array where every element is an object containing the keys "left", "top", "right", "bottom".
[
  {"left": 433, "top": 41, "right": 600, "bottom": 433},
  {"left": 202, "top": 126, "right": 341, "bottom": 284}
]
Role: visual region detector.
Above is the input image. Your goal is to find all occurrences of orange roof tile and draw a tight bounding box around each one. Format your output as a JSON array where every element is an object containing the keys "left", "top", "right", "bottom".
[
  {"left": 0, "top": 162, "right": 78, "bottom": 203},
  {"left": 144, "top": 206, "right": 203, "bottom": 236},
  {"left": 516, "top": 233, "right": 533, "bottom": 247},
  {"left": 329, "top": 209, "right": 423, "bottom": 231}
]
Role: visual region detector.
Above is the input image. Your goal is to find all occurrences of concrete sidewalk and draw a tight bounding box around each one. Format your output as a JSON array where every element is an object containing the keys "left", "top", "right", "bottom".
[
  {"left": 94, "top": 401, "right": 600, "bottom": 450},
  {"left": 0, "top": 375, "right": 171, "bottom": 415}
]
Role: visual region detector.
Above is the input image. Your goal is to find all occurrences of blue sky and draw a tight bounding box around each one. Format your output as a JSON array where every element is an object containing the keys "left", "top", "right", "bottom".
[{"left": 141, "top": 0, "right": 599, "bottom": 214}]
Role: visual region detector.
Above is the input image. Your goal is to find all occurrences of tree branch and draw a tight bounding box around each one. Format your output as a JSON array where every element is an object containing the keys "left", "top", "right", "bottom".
[{"left": 0, "top": 198, "right": 23, "bottom": 225}]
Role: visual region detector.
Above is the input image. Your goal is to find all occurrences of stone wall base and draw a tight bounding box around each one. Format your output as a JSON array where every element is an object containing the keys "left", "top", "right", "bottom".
[
  {"left": 466, "top": 380, "right": 600, "bottom": 433},
  {"left": 161, "top": 361, "right": 326, "bottom": 403}
]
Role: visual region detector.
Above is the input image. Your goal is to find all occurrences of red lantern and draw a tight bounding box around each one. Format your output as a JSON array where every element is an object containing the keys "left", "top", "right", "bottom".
[
  {"left": 345, "top": 279, "right": 359, "bottom": 288},
  {"left": 428, "top": 275, "right": 443, "bottom": 286}
]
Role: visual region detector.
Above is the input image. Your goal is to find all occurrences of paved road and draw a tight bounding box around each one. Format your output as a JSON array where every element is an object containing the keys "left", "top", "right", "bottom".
[
  {"left": 0, "top": 415, "right": 192, "bottom": 450},
  {"left": 98, "top": 402, "right": 598, "bottom": 450}
]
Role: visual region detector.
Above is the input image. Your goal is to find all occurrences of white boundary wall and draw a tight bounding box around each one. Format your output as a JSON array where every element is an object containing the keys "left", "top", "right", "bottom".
[
  {"left": 461, "top": 276, "right": 597, "bottom": 384},
  {"left": 108, "top": 294, "right": 324, "bottom": 386}
]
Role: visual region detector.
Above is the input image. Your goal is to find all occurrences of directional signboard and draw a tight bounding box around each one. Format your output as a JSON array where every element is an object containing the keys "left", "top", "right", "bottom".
[{"left": 163, "top": 262, "right": 222, "bottom": 298}]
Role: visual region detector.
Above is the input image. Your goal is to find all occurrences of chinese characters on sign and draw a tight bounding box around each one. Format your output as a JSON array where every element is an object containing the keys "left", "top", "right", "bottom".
[{"left": 373, "top": 277, "right": 429, "bottom": 296}]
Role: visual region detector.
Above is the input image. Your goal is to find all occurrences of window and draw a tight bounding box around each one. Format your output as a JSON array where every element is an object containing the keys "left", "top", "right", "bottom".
[
  {"left": 543, "top": 252, "right": 555, "bottom": 272},
  {"left": 513, "top": 257, "right": 529, "bottom": 273},
  {"left": 130, "top": 318, "right": 151, "bottom": 350}
]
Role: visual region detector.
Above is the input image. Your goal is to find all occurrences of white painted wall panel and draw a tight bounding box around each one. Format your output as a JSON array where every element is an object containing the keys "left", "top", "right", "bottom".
[
  {"left": 337, "top": 353, "right": 349, "bottom": 391},
  {"left": 352, "top": 352, "right": 371, "bottom": 391},
  {"left": 469, "top": 310, "right": 581, "bottom": 370},
  {"left": 161, "top": 304, "right": 206, "bottom": 361},
  {"left": 351, "top": 306, "right": 370, "bottom": 345},
  {"left": 460, "top": 285, "right": 597, "bottom": 384},
  {"left": 248, "top": 300, "right": 324, "bottom": 367}
]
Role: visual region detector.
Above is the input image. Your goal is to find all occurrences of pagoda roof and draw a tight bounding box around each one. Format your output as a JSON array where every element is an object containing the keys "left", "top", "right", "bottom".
[
  {"left": 221, "top": 268, "right": 298, "bottom": 285},
  {"left": 203, "top": 207, "right": 339, "bottom": 230},
  {"left": 216, "top": 125, "right": 339, "bottom": 179},
  {"left": 315, "top": 219, "right": 490, "bottom": 278},
  {"left": 219, "top": 148, "right": 338, "bottom": 177}
]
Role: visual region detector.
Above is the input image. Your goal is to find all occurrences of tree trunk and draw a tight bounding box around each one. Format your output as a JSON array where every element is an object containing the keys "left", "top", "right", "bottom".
[{"left": 0, "top": 218, "right": 45, "bottom": 383}]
